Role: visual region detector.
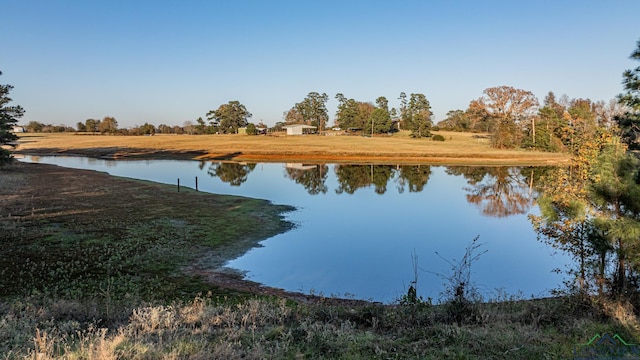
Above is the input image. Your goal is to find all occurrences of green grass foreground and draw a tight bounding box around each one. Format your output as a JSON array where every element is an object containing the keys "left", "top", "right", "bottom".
[{"left": 1, "top": 162, "right": 638, "bottom": 359}]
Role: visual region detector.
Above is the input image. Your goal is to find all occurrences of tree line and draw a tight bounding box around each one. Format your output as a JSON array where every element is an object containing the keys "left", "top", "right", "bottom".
[
  {"left": 11, "top": 85, "right": 629, "bottom": 156},
  {"left": 2, "top": 38, "right": 639, "bottom": 161},
  {"left": 437, "top": 87, "right": 625, "bottom": 151}
]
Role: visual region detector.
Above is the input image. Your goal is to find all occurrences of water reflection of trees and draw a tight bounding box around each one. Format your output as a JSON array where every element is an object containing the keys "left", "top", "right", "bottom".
[
  {"left": 531, "top": 145, "right": 640, "bottom": 297},
  {"left": 334, "top": 164, "right": 430, "bottom": 195},
  {"left": 284, "top": 164, "right": 328, "bottom": 195},
  {"left": 396, "top": 165, "right": 432, "bottom": 193},
  {"left": 204, "top": 161, "right": 256, "bottom": 186},
  {"left": 446, "top": 166, "right": 536, "bottom": 218},
  {"left": 335, "top": 165, "right": 383, "bottom": 194},
  {"left": 201, "top": 162, "right": 541, "bottom": 203},
  {"left": 199, "top": 162, "right": 541, "bottom": 221}
]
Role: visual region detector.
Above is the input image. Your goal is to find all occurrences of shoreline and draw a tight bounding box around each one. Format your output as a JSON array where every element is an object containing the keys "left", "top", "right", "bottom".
[
  {"left": 1, "top": 161, "right": 369, "bottom": 305},
  {"left": 15, "top": 148, "right": 570, "bottom": 166},
  {"left": 1, "top": 161, "right": 624, "bottom": 359},
  {"left": 7, "top": 132, "right": 571, "bottom": 303}
]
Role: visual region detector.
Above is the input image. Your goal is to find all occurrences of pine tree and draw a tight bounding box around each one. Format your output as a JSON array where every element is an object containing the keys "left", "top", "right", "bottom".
[
  {"left": 616, "top": 39, "right": 640, "bottom": 148},
  {"left": 0, "top": 71, "right": 24, "bottom": 166}
]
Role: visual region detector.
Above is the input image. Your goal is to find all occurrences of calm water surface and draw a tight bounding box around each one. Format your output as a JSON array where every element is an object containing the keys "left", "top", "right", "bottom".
[{"left": 20, "top": 156, "right": 570, "bottom": 303}]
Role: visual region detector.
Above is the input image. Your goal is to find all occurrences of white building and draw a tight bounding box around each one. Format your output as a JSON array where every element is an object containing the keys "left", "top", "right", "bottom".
[{"left": 282, "top": 124, "right": 316, "bottom": 135}]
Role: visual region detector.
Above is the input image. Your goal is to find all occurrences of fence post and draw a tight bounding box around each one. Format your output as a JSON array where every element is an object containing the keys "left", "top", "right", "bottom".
[
  {"left": 195, "top": 176, "right": 198, "bottom": 192},
  {"left": 177, "top": 178, "right": 180, "bottom": 192}
]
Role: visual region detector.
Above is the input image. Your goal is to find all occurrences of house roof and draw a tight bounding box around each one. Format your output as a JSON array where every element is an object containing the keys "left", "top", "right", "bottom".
[{"left": 282, "top": 124, "right": 316, "bottom": 129}]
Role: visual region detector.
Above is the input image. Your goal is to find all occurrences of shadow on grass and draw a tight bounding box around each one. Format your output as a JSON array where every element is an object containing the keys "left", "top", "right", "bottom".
[
  {"left": 15, "top": 147, "right": 210, "bottom": 160},
  {"left": 210, "top": 152, "right": 243, "bottom": 160}
]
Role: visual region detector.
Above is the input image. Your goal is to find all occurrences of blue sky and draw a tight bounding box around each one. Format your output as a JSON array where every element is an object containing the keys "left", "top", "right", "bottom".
[{"left": 2, "top": 0, "right": 639, "bottom": 128}]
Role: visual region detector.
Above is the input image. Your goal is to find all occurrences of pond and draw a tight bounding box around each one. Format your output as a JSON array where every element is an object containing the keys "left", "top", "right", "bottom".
[{"left": 20, "top": 155, "right": 570, "bottom": 303}]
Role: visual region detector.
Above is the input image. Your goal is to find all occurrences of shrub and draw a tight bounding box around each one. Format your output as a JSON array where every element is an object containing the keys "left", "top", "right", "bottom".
[
  {"left": 432, "top": 134, "right": 445, "bottom": 141},
  {"left": 246, "top": 123, "right": 258, "bottom": 135}
]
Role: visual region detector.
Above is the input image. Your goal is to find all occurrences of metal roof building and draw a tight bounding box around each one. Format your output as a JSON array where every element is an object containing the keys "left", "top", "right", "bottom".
[{"left": 282, "top": 124, "right": 316, "bottom": 135}]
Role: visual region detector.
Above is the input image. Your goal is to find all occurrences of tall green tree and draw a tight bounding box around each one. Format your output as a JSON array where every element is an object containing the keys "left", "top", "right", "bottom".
[
  {"left": 157, "top": 124, "right": 172, "bottom": 134},
  {"left": 369, "top": 108, "right": 392, "bottom": 135},
  {"left": 207, "top": 101, "right": 252, "bottom": 134},
  {"left": 368, "top": 96, "right": 392, "bottom": 134},
  {"left": 138, "top": 122, "right": 156, "bottom": 135},
  {"left": 294, "top": 92, "right": 329, "bottom": 133},
  {"left": 406, "top": 93, "right": 433, "bottom": 138},
  {"left": 195, "top": 117, "right": 206, "bottom": 134},
  {"left": 566, "top": 99, "right": 599, "bottom": 153},
  {"left": 76, "top": 122, "right": 87, "bottom": 132},
  {"left": 0, "top": 71, "right": 24, "bottom": 166},
  {"left": 532, "top": 91, "right": 567, "bottom": 151},
  {"left": 355, "top": 102, "right": 375, "bottom": 131},
  {"left": 334, "top": 93, "right": 360, "bottom": 129},
  {"left": 85, "top": 118, "right": 100, "bottom": 132},
  {"left": 398, "top": 92, "right": 408, "bottom": 131},
  {"left": 334, "top": 96, "right": 375, "bottom": 131},
  {"left": 616, "top": 38, "right": 640, "bottom": 148}
]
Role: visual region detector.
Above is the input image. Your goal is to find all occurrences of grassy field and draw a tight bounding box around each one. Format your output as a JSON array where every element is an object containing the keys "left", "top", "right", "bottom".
[
  {"left": 2, "top": 162, "right": 639, "bottom": 358},
  {"left": 15, "top": 131, "right": 570, "bottom": 165}
]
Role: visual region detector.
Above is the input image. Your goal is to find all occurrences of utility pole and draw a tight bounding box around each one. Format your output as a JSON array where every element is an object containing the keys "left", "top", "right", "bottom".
[{"left": 371, "top": 116, "right": 374, "bottom": 138}]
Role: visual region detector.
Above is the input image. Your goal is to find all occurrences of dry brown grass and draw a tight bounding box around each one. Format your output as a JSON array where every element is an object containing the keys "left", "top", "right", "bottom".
[
  {"left": 2, "top": 162, "right": 636, "bottom": 359},
  {"left": 15, "top": 131, "right": 570, "bottom": 165},
  {"left": 6, "top": 293, "right": 635, "bottom": 359}
]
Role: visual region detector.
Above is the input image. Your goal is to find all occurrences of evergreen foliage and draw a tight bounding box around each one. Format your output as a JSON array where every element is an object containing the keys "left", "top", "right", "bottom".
[
  {"left": 294, "top": 92, "right": 329, "bottom": 132},
  {"left": 207, "top": 101, "right": 252, "bottom": 134},
  {"left": 616, "top": 38, "right": 640, "bottom": 148},
  {"left": 0, "top": 71, "right": 24, "bottom": 166},
  {"left": 406, "top": 93, "right": 433, "bottom": 138},
  {"left": 245, "top": 123, "right": 257, "bottom": 135}
]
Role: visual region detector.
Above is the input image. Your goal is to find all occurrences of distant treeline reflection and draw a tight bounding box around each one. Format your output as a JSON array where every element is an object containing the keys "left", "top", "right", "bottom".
[{"left": 200, "top": 161, "right": 553, "bottom": 218}]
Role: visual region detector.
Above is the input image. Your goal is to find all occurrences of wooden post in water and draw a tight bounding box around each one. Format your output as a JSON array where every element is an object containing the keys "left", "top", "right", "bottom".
[
  {"left": 195, "top": 176, "right": 198, "bottom": 192},
  {"left": 177, "top": 178, "right": 180, "bottom": 192}
]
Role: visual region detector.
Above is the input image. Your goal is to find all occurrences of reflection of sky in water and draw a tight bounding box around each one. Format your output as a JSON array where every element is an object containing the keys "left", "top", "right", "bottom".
[{"left": 21, "top": 156, "right": 570, "bottom": 303}]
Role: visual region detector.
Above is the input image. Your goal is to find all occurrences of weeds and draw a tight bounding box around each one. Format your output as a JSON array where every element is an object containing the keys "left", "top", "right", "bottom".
[
  {"left": 408, "top": 236, "right": 489, "bottom": 325},
  {"left": 435, "top": 236, "right": 487, "bottom": 305},
  {"left": 2, "top": 162, "right": 638, "bottom": 358},
  {"left": 398, "top": 250, "right": 431, "bottom": 307},
  {"left": 2, "top": 293, "right": 633, "bottom": 359}
]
